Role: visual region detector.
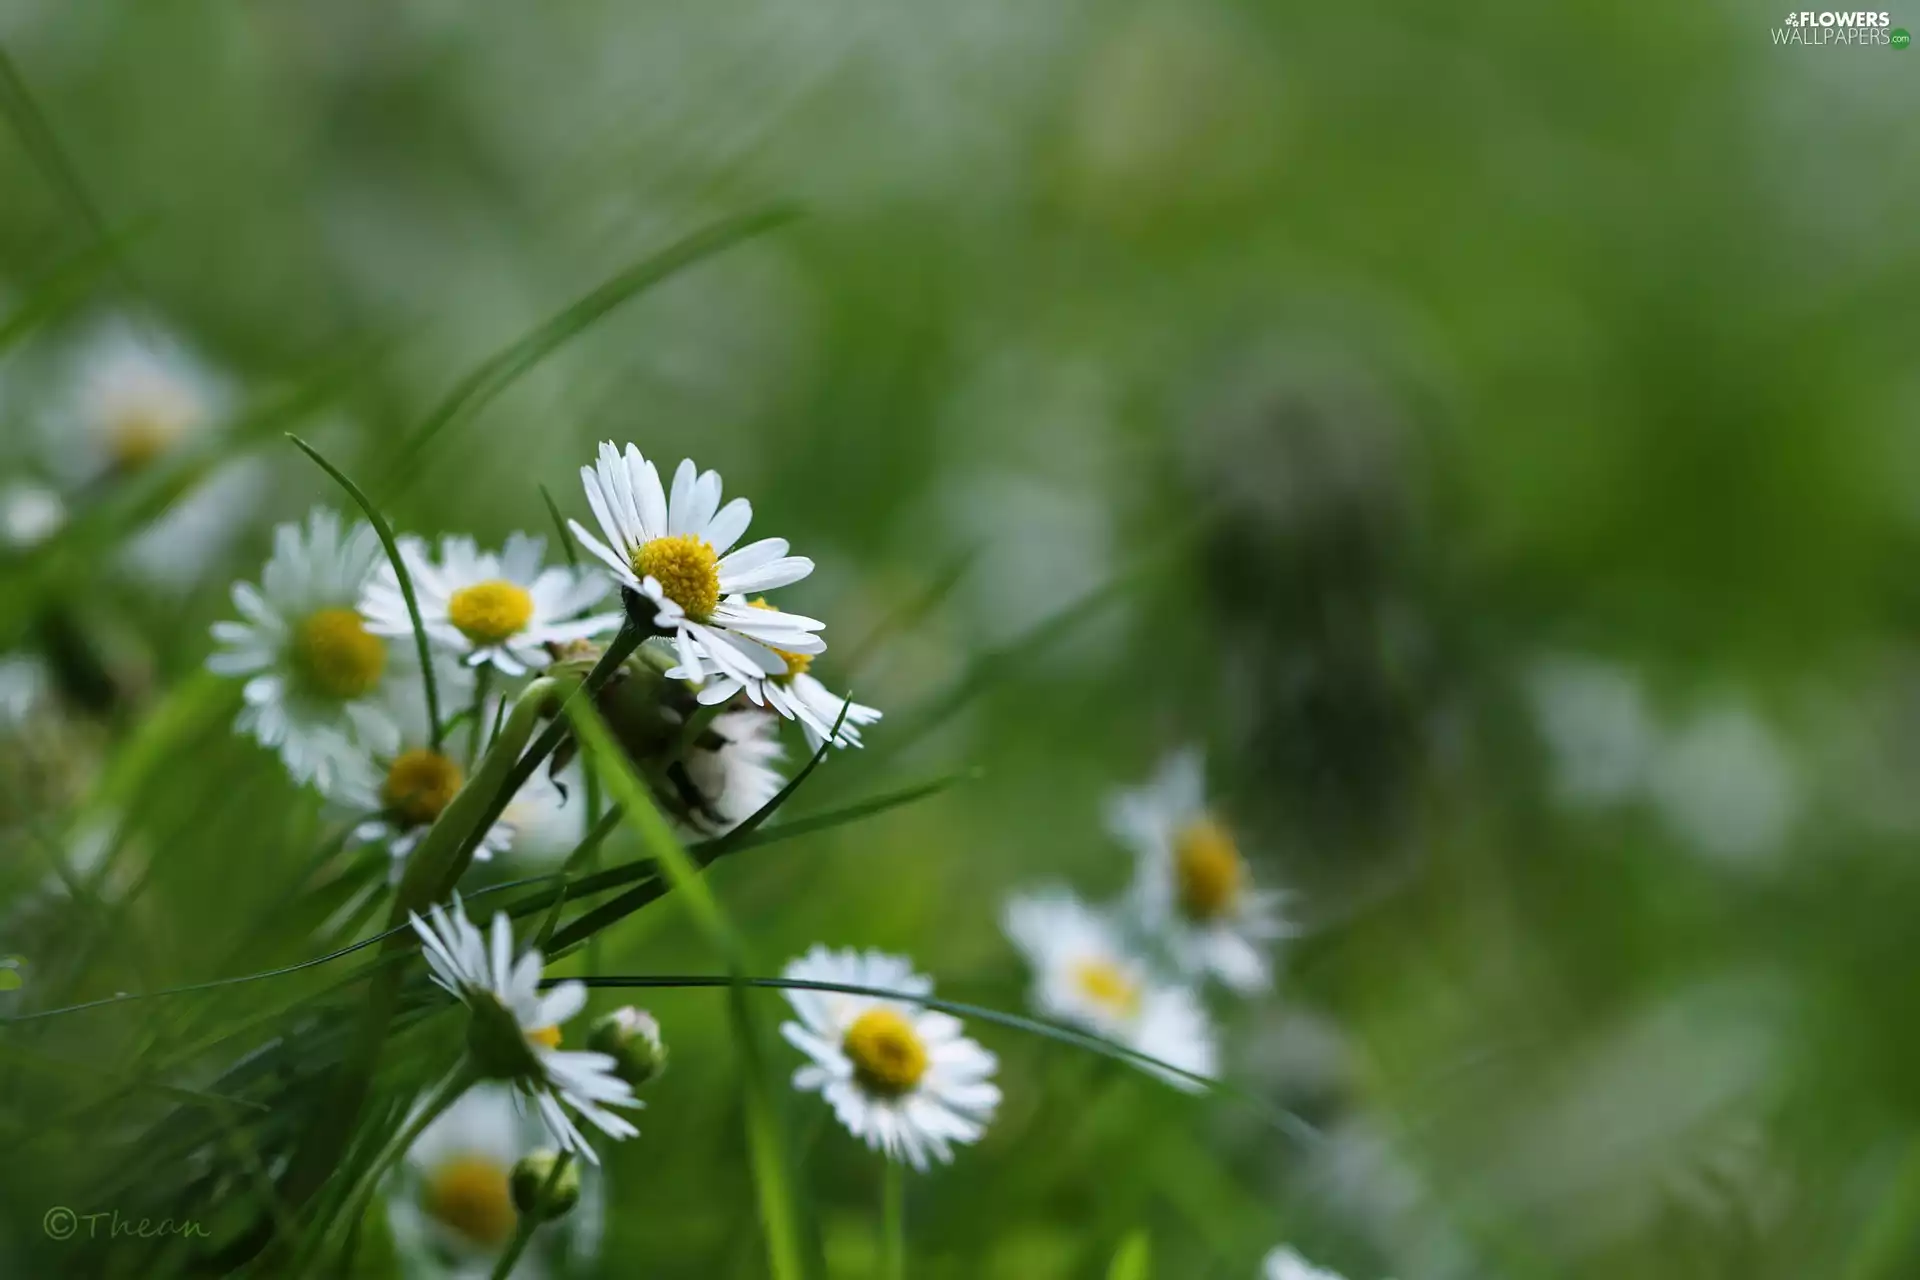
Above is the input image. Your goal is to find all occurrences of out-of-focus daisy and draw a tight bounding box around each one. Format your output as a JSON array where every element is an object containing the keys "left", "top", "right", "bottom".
[
  {"left": 1261, "top": 1247, "right": 1350, "bottom": 1280},
  {"left": 779, "top": 945, "right": 1000, "bottom": 1171},
  {"left": 0, "top": 653, "right": 48, "bottom": 729},
  {"left": 1526, "top": 655, "right": 1658, "bottom": 805},
  {"left": 1003, "top": 889, "right": 1218, "bottom": 1091},
  {"left": 387, "top": 1083, "right": 604, "bottom": 1280},
  {"left": 681, "top": 709, "right": 785, "bottom": 834},
  {"left": 1109, "top": 749, "right": 1292, "bottom": 994},
  {"left": 567, "top": 442, "right": 825, "bottom": 693},
  {"left": 42, "top": 316, "right": 232, "bottom": 481},
  {"left": 207, "top": 508, "right": 455, "bottom": 791},
  {"left": 364, "top": 532, "right": 619, "bottom": 678},
  {"left": 411, "top": 897, "right": 641, "bottom": 1162},
  {"left": 685, "top": 599, "right": 880, "bottom": 749},
  {"left": 0, "top": 481, "right": 65, "bottom": 550}
]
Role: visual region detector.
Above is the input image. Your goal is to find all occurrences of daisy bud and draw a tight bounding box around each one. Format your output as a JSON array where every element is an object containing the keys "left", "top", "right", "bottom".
[
  {"left": 509, "top": 1150, "right": 581, "bottom": 1222},
  {"left": 588, "top": 1006, "right": 667, "bottom": 1088}
]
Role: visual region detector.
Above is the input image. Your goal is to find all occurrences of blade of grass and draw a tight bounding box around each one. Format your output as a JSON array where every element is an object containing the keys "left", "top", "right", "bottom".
[
  {"left": 288, "top": 433, "right": 442, "bottom": 747},
  {"left": 566, "top": 698, "right": 811, "bottom": 1280},
  {"left": 387, "top": 204, "right": 800, "bottom": 488},
  {"left": 539, "top": 483, "right": 581, "bottom": 568}
]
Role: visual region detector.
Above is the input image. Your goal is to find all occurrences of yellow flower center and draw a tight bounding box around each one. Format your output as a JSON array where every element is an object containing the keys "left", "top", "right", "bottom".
[
  {"left": 527, "top": 1024, "right": 562, "bottom": 1051},
  {"left": 1071, "top": 959, "right": 1141, "bottom": 1019},
  {"left": 749, "top": 598, "right": 812, "bottom": 682},
  {"left": 446, "top": 580, "right": 535, "bottom": 646},
  {"left": 381, "top": 750, "right": 464, "bottom": 827},
  {"left": 634, "top": 534, "right": 720, "bottom": 620},
  {"left": 291, "top": 608, "right": 386, "bottom": 701},
  {"left": 421, "top": 1154, "right": 515, "bottom": 1247},
  {"left": 842, "top": 1008, "right": 928, "bottom": 1097},
  {"left": 1174, "top": 816, "right": 1243, "bottom": 921},
  {"left": 108, "top": 409, "right": 186, "bottom": 470}
]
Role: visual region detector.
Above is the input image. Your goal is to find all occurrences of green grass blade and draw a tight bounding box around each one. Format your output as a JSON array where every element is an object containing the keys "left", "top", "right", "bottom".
[
  {"left": 286, "top": 433, "right": 443, "bottom": 747},
  {"left": 1107, "top": 1231, "right": 1151, "bottom": 1280},
  {"left": 565, "top": 698, "right": 811, "bottom": 1280},
  {"left": 539, "top": 483, "right": 581, "bottom": 568},
  {"left": 387, "top": 204, "right": 800, "bottom": 486}
]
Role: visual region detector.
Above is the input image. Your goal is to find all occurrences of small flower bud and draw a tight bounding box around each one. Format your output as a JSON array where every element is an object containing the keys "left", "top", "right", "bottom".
[
  {"left": 510, "top": 1150, "right": 582, "bottom": 1222},
  {"left": 588, "top": 1006, "right": 667, "bottom": 1087}
]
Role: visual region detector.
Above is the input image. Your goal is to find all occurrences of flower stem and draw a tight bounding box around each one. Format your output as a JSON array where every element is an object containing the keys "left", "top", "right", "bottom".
[
  {"left": 488, "top": 1149, "right": 573, "bottom": 1280},
  {"left": 882, "top": 1159, "right": 905, "bottom": 1280},
  {"left": 466, "top": 665, "right": 493, "bottom": 765}
]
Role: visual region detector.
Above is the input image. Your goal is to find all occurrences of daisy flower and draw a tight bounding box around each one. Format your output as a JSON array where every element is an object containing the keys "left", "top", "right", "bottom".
[
  {"left": 1003, "top": 888, "right": 1218, "bottom": 1091},
  {"left": 779, "top": 945, "right": 1001, "bottom": 1171},
  {"left": 410, "top": 897, "right": 641, "bottom": 1162},
  {"left": 683, "top": 599, "right": 881, "bottom": 749},
  {"left": 208, "top": 508, "right": 464, "bottom": 791},
  {"left": 567, "top": 442, "right": 825, "bottom": 693},
  {"left": 363, "top": 532, "right": 619, "bottom": 677},
  {"left": 388, "top": 1083, "right": 603, "bottom": 1279},
  {"left": 42, "top": 316, "right": 232, "bottom": 480},
  {"left": 1262, "top": 1248, "right": 1352, "bottom": 1280},
  {"left": 1109, "top": 749, "right": 1293, "bottom": 994},
  {"left": 681, "top": 709, "right": 786, "bottom": 834}
]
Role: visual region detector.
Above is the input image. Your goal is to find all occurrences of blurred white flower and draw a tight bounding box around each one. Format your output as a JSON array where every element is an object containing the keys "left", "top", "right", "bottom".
[
  {"left": 1002, "top": 888, "right": 1217, "bottom": 1090},
  {"left": 778, "top": 945, "right": 1000, "bottom": 1171},
  {"left": 0, "top": 653, "right": 49, "bottom": 728},
  {"left": 206, "top": 508, "right": 462, "bottom": 792},
  {"left": 363, "top": 532, "right": 618, "bottom": 678},
  {"left": 1110, "top": 749, "right": 1293, "bottom": 995},
  {"left": 0, "top": 481, "right": 65, "bottom": 549},
  {"left": 1650, "top": 701, "right": 1801, "bottom": 864},
  {"left": 1526, "top": 656, "right": 1659, "bottom": 805},
  {"left": 328, "top": 737, "right": 539, "bottom": 878},
  {"left": 1262, "top": 1248, "right": 1350, "bottom": 1280},
  {"left": 410, "top": 898, "right": 641, "bottom": 1162},
  {"left": 569, "top": 442, "right": 824, "bottom": 698},
  {"left": 41, "top": 316, "right": 232, "bottom": 482},
  {"left": 682, "top": 708, "right": 786, "bottom": 835}
]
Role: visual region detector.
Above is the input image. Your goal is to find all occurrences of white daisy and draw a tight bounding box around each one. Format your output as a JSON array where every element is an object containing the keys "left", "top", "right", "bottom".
[
  {"left": 1002, "top": 889, "right": 1218, "bottom": 1091},
  {"left": 567, "top": 442, "right": 825, "bottom": 695},
  {"left": 1109, "top": 749, "right": 1293, "bottom": 995},
  {"left": 42, "top": 315, "right": 232, "bottom": 481},
  {"left": 779, "top": 945, "right": 1001, "bottom": 1171},
  {"left": 363, "top": 532, "right": 619, "bottom": 678},
  {"left": 410, "top": 897, "right": 642, "bottom": 1162},
  {"left": 206, "top": 508, "right": 463, "bottom": 792},
  {"left": 388, "top": 1083, "right": 602, "bottom": 1279},
  {"left": 1262, "top": 1247, "right": 1351, "bottom": 1280},
  {"left": 682, "top": 709, "right": 786, "bottom": 834},
  {"left": 682, "top": 598, "right": 881, "bottom": 749}
]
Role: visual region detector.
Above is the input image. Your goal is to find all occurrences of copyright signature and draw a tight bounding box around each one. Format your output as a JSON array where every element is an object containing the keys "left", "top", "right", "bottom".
[{"left": 43, "top": 1206, "right": 208, "bottom": 1241}]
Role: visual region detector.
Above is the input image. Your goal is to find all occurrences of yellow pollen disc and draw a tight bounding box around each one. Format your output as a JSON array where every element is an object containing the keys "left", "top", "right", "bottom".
[
  {"left": 1174, "top": 816, "right": 1243, "bottom": 921},
  {"left": 1071, "top": 959, "right": 1141, "bottom": 1018},
  {"left": 422, "top": 1154, "right": 515, "bottom": 1247},
  {"left": 108, "top": 410, "right": 184, "bottom": 470},
  {"left": 446, "top": 579, "right": 535, "bottom": 646},
  {"left": 381, "top": 750, "right": 464, "bottom": 827},
  {"left": 749, "top": 598, "right": 812, "bottom": 682},
  {"left": 527, "top": 1024, "right": 562, "bottom": 1050},
  {"left": 292, "top": 608, "right": 387, "bottom": 701},
  {"left": 635, "top": 534, "right": 721, "bottom": 620},
  {"left": 842, "top": 1008, "right": 928, "bottom": 1097}
]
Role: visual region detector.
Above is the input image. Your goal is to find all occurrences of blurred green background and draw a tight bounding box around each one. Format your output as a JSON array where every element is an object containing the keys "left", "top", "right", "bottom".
[{"left": 2, "top": 2, "right": 1919, "bottom": 1277}]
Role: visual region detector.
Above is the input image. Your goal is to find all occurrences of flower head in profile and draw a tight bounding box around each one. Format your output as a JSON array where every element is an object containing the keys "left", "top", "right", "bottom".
[
  {"left": 779, "top": 946, "right": 1000, "bottom": 1171},
  {"left": 1110, "top": 749, "right": 1293, "bottom": 994},
  {"left": 44, "top": 316, "right": 231, "bottom": 480},
  {"left": 685, "top": 599, "right": 880, "bottom": 749},
  {"left": 681, "top": 709, "right": 786, "bottom": 834},
  {"left": 568, "top": 443, "right": 824, "bottom": 694},
  {"left": 410, "top": 897, "right": 641, "bottom": 1162},
  {"left": 208, "top": 508, "right": 448, "bottom": 790},
  {"left": 1003, "top": 888, "right": 1218, "bottom": 1091},
  {"left": 363, "top": 532, "right": 619, "bottom": 678}
]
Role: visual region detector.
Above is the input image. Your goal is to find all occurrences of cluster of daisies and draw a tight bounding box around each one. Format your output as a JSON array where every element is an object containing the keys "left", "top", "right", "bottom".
[
  {"left": 202, "top": 441, "right": 879, "bottom": 877},
  {"left": 1002, "top": 748, "right": 1294, "bottom": 1090}
]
